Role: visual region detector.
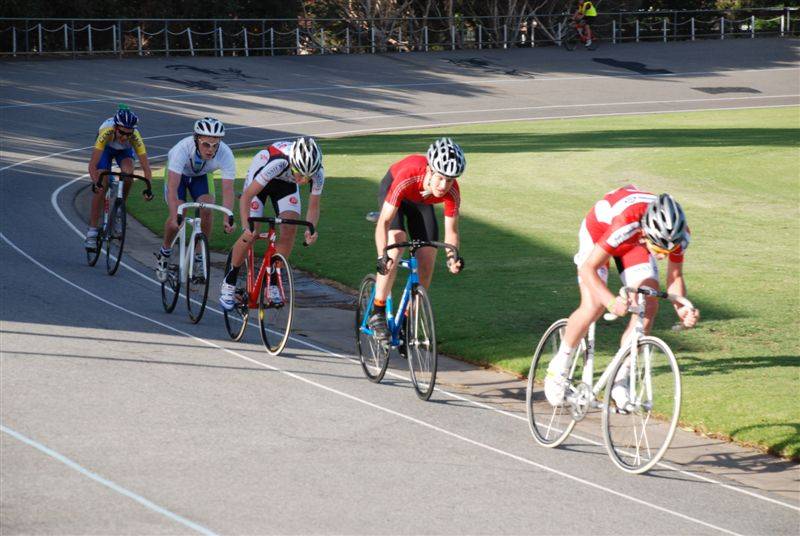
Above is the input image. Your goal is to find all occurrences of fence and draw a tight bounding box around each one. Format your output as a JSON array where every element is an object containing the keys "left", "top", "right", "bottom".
[{"left": 0, "top": 8, "right": 797, "bottom": 58}]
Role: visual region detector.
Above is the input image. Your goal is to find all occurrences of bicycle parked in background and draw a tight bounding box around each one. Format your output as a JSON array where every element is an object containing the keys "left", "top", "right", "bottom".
[
  {"left": 526, "top": 286, "right": 694, "bottom": 474},
  {"left": 87, "top": 171, "right": 153, "bottom": 275},
  {"left": 560, "top": 17, "right": 599, "bottom": 50},
  {"left": 355, "top": 239, "right": 460, "bottom": 401},
  {"left": 222, "top": 216, "right": 314, "bottom": 355},
  {"left": 159, "top": 201, "right": 234, "bottom": 324}
]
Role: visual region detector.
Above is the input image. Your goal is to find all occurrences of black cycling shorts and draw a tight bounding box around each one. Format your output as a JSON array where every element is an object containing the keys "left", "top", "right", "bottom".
[{"left": 378, "top": 170, "right": 439, "bottom": 242}]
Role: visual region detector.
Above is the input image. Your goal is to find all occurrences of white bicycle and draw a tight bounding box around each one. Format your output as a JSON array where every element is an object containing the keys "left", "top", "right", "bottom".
[
  {"left": 159, "top": 202, "right": 234, "bottom": 324},
  {"left": 526, "top": 286, "right": 695, "bottom": 474}
]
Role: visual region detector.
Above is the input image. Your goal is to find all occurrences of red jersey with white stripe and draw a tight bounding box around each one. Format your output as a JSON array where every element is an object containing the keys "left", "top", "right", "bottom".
[
  {"left": 585, "top": 185, "right": 686, "bottom": 262},
  {"left": 385, "top": 155, "right": 460, "bottom": 217}
]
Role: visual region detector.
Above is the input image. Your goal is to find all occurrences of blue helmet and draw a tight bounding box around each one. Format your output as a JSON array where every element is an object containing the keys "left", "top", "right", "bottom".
[{"left": 113, "top": 108, "right": 138, "bottom": 129}]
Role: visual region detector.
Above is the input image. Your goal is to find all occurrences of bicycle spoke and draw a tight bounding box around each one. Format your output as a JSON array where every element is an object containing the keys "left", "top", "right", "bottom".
[{"left": 355, "top": 274, "right": 389, "bottom": 383}]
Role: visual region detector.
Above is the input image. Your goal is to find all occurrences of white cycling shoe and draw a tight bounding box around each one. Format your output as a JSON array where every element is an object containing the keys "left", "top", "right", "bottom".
[
  {"left": 544, "top": 353, "right": 571, "bottom": 406},
  {"left": 155, "top": 253, "right": 169, "bottom": 283},
  {"left": 219, "top": 282, "right": 237, "bottom": 311},
  {"left": 611, "top": 367, "right": 632, "bottom": 411}
]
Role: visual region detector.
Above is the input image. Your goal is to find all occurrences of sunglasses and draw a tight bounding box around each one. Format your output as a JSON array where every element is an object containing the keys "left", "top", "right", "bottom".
[
  {"left": 646, "top": 239, "right": 678, "bottom": 256},
  {"left": 291, "top": 166, "right": 312, "bottom": 179},
  {"left": 199, "top": 140, "right": 220, "bottom": 150},
  {"left": 116, "top": 127, "right": 134, "bottom": 137}
]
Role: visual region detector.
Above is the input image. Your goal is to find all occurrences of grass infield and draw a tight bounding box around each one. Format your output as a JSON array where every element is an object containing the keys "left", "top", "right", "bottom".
[{"left": 128, "top": 107, "right": 800, "bottom": 459}]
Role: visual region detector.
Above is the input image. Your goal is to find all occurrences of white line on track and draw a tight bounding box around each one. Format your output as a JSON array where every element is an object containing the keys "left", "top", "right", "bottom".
[
  {"left": 2, "top": 96, "right": 798, "bottom": 173},
  {"left": 1, "top": 65, "right": 797, "bottom": 109},
  {"left": 0, "top": 231, "right": 747, "bottom": 536},
  {"left": 0, "top": 424, "right": 218, "bottom": 535},
  {"left": 44, "top": 121, "right": 800, "bottom": 514}
]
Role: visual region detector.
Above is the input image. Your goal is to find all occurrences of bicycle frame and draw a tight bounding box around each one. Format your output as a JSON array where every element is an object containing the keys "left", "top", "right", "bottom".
[
  {"left": 360, "top": 256, "right": 419, "bottom": 348},
  {"left": 169, "top": 202, "right": 233, "bottom": 284}
]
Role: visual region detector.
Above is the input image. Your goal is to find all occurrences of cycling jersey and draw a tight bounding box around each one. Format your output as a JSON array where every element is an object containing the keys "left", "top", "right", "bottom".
[
  {"left": 167, "top": 136, "right": 236, "bottom": 180},
  {"left": 245, "top": 140, "right": 324, "bottom": 196},
  {"left": 584, "top": 185, "right": 688, "bottom": 263},
  {"left": 384, "top": 155, "right": 460, "bottom": 217},
  {"left": 94, "top": 118, "right": 146, "bottom": 156},
  {"left": 578, "top": 1, "right": 597, "bottom": 17}
]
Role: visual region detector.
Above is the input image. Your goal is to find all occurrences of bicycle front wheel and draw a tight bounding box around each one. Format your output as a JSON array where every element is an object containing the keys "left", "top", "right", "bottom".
[
  {"left": 186, "top": 233, "right": 210, "bottom": 324},
  {"left": 562, "top": 29, "right": 578, "bottom": 51},
  {"left": 526, "top": 319, "right": 583, "bottom": 447},
  {"left": 160, "top": 255, "right": 180, "bottom": 313},
  {"left": 407, "top": 285, "right": 437, "bottom": 401},
  {"left": 86, "top": 230, "right": 102, "bottom": 267},
  {"left": 223, "top": 251, "right": 249, "bottom": 341},
  {"left": 105, "top": 200, "right": 126, "bottom": 275},
  {"left": 258, "top": 253, "right": 294, "bottom": 356},
  {"left": 602, "top": 336, "right": 681, "bottom": 474},
  {"left": 355, "top": 274, "right": 389, "bottom": 383}
]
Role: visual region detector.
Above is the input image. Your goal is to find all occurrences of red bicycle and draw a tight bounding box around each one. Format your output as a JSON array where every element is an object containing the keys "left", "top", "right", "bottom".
[
  {"left": 561, "top": 17, "right": 598, "bottom": 51},
  {"left": 223, "top": 216, "right": 314, "bottom": 355}
]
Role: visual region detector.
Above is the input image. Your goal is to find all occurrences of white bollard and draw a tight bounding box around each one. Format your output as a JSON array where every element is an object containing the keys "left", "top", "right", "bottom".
[
  {"left": 88, "top": 24, "right": 93, "bottom": 54},
  {"left": 663, "top": 17, "right": 667, "bottom": 42},
  {"left": 12, "top": 25, "right": 16, "bottom": 57},
  {"left": 371, "top": 26, "right": 375, "bottom": 53},
  {"left": 270, "top": 27, "right": 274, "bottom": 56},
  {"left": 635, "top": 19, "right": 640, "bottom": 42},
  {"left": 296, "top": 27, "right": 300, "bottom": 55},
  {"left": 478, "top": 24, "right": 482, "bottom": 49},
  {"left": 721, "top": 16, "right": 725, "bottom": 40},
  {"left": 691, "top": 17, "right": 695, "bottom": 41},
  {"left": 751, "top": 15, "right": 755, "bottom": 38},
  {"left": 218, "top": 27, "right": 224, "bottom": 56},
  {"left": 320, "top": 28, "right": 324, "bottom": 54},
  {"left": 137, "top": 26, "right": 142, "bottom": 56},
  {"left": 63, "top": 24, "right": 68, "bottom": 51},
  {"left": 244, "top": 27, "right": 249, "bottom": 56},
  {"left": 38, "top": 23, "right": 42, "bottom": 54},
  {"left": 345, "top": 27, "right": 350, "bottom": 54},
  {"left": 503, "top": 24, "right": 507, "bottom": 49},
  {"left": 424, "top": 26, "right": 428, "bottom": 51},
  {"left": 612, "top": 19, "right": 616, "bottom": 44},
  {"left": 112, "top": 25, "right": 117, "bottom": 52},
  {"left": 451, "top": 25, "right": 455, "bottom": 50},
  {"left": 188, "top": 28, "right": 194, "bottom": 56}
]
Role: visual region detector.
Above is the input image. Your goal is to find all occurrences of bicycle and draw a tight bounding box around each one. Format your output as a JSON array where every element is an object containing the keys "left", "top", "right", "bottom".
[
  {"left": 560, "top": 17, "right": 598, "bottom": 51},
  {"left": 355, "top": 240, "right": 460, "bottom": 401},
  {"left": 222, "top": 216, "right": 314, "bottom": 355},
  {"left": 159, "top": 201, "right": 234, "bottom": 324},
  {"left": 86, "top": 171, "right": 153, "bottom": 276},
  {"left": 526, "top": 286, "right": 694, "bottom": 474}
]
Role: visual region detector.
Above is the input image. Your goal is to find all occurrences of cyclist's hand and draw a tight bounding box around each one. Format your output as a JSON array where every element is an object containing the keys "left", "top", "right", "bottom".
[
  {"left": 304, "top": 229, "right": 318, "bottom": 246},
  {"left": 678, "top": 306, "right": 700, "bottom": 328},
  {"left": 223, "top": 220, "right": 235, "bottom": 234},
  {"left": 241, "top": 228, "right": 256, "bottom": 244},
  {"left": 446, "top": 256, "right": 464, "bottom": 274},
  {"left": 609, "top": 295, "right": 628, "bottom": 317},
  {"left": 376, "top": 254, "right": 392, "bottom": 275}
]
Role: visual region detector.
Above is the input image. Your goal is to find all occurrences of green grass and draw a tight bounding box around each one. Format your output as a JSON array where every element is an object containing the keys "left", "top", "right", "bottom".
[{"left": 128, "top": 107, "right": 800, "bottom": 459}]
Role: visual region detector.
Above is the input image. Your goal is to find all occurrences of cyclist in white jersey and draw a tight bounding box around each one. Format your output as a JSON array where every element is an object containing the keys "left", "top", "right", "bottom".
[
  {"left": 219, "top": 137, "right": 323, "bottom": 309},
  {"left": 155, "top": 117, "right": 236, "bottom": 280}
]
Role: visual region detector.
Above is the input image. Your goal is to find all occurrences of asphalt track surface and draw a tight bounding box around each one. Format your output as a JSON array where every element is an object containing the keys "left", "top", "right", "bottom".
[{"left": 2, "top": 39, "right": 799, "bottom": 534}]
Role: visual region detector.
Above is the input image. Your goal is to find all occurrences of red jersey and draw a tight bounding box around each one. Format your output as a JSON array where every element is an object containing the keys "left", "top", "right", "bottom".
[
  {"left": 385, "top": 155, "right": 460, "bottom": 217},
  {"left": 585, "top": 185, "right": 686, "bottom": 262}
]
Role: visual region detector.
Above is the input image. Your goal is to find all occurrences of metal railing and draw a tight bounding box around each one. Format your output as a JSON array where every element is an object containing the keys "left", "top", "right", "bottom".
[{"left": 1, "top": 8, "right": 797, "bottom": 58}]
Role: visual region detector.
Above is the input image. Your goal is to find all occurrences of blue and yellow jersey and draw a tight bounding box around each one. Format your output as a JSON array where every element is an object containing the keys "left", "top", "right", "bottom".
[{"left": 94, "top": 118, "right": 147, "bottom": 156}]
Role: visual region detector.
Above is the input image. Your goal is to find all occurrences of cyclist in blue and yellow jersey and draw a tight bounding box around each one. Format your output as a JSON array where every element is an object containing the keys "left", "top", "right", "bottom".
[
  {"left": 573, "top": 0, "right": 597, "bottom": 48},
  {"left": 84, "top": 105, "right": 153, "bottom": 250}
]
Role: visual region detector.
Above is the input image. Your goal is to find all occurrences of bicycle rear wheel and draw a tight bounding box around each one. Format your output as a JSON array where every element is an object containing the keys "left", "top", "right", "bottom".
[
  {"left": 526, "top": 319, "right": 583, "bottom": 447},
  {"left": 105, "top": 200, "right": 126, "bottom": 275},
  {"left": 355, "top": 274, "right": 389, "bottom": 383},
  {"left": 223, "top": 251, "right": 249, "bottom": 341},
  {"left": 186, "top": 233, "right": 210, "bottom": 324},
  {"left": 160, "top": 255, "right": 180, "bottom": 313},
  {"left": 407, "top": 285, "right": 437, "bottom": 401},
  {"left": 602, "top": 336, "right": 681, "bottom": 474},
  {"left": 562, "top": 28, "right": 578, "bottom": 51},
  {"left": 258, "top": 253, "right": 294, "bottom": 356}
]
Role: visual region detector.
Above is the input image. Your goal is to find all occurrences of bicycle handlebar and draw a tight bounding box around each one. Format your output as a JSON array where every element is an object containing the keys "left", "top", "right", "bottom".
[
  {"left": 176, "top": 202, "right": 235, "bottom": 228},
  {"left": 96, "top": 171, "right": 153, "bottom": 200},
  {"left": 384, "top": 240, "right": 460, "bottom": 259},
  {"left": 603, "top": 286, "right": 696, "bottom": 323},
  {"left": 247, "top": 217, "right": 316, "bottom": 247}
]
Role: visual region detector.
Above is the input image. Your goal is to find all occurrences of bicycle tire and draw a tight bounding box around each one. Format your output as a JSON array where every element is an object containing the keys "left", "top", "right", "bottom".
[
  {"left": 223, "top": 250, "right": 249, "bottom": 341},
  {"left": 186, "top": 233, "right": 210, "bottom": 324},
  {"left": 86, "top": 229, "right": 102, "bottom": 267},
  {"left": 407, "top": 285, "right": 437, "bottom": 401},
  {"left": 355, "top": 274, "right": 389, "bottom": 383},
  {"left": 526, "top": 318, "right": 583, "bottom": 447},
  {"left": 105, "top": 200, "right": 126, "bottom": 276},
  {"left": 258, "top": 253, "right": 294, "bottom": 356},
  {"left": 160, "top": 254, "right": 181, "bottom": 313},
  {"left": 602, "top": 336, "right": 681, "bottom": 474},
  {"left": 562, "top": 28, "right": 578, "bottom": 51}
]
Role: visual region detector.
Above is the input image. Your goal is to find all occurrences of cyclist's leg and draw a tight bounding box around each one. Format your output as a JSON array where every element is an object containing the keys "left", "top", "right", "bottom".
[
  {"left": 271, "top": 182, "right": 303, "bottom": 260},
  {"left": 562, "top": 220, "right": 606, "bottom": 348},
  {"left": 616, "top": 248, "right": 660, "bottom": 342},
  {"left": 162, "top": 170, "right": 187, "bottom": 249},
  {"left": 117, "top": 149, "right": 136, "bottom": 199},
  {"left": 188, "top": 174, "right": 213, "bottom": 240},
  {"left": 89, "top": 147, "right": 115, "bottom": 229},
  {"left": 407, "top": 202, "right": 439, "bottom": 290}
]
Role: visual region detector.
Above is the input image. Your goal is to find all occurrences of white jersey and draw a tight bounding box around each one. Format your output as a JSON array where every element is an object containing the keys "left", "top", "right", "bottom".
[
  {"left": 167, "top": 136, "right": 236, "bottom": 180},
  {"left": 245, "top": 140, "right": 325, "bottom": 196}
]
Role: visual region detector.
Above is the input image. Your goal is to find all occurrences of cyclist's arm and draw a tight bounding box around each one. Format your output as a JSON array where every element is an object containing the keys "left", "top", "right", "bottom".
[
  {"left": 443, "top": 214, "right": 460, "bottom": 258},
  {"left": 88, "top": 148, "right": 103, "bottom": 184},
  {"left": 239, "top": 180, "right": 262, "bottom": 232},
  {"left": 137, "top": 153, "right": 153, "bottom": 182},
  {"left": 165, "top": 170, "right": 183, "bottom": 219},
  {"left": 579, "top": 244, "right": 626, "bottom": 315},
  {"left": 221, "top": 178, "right": 235, "bottom": 214},
  {"left": 305, "top": 193, "right": 320, "bottom": 231},
  {"left": 375, "top": 201, "right": 399, "bottom": 257},
  {"left": 665, "top": 260, "right": 699, "bottom": 326}
]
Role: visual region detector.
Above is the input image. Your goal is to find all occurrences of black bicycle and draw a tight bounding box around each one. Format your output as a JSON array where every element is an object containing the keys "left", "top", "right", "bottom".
[{"left": 561, "top": 18, "right": 598, "bottom": 51}]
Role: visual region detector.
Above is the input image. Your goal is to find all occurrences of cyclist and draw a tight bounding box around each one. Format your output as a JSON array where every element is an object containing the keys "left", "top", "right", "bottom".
[
  {"left": 155, "top": 117, "right": 236, "bottom": 281},
  {"left": 218, "top": 137, "right": 323, "bottom": 310},
  {"left": 367, "top": 137, "right": 466, "bottom": 342},
  {"left": 84, "top": 106, "right": 153, "bottom": 250},
  {"left": 544, "top": 186, "right": 700, "bottom": 408},
  {"left": 573, "top": 0, "right": 597, "bottom": 48}
]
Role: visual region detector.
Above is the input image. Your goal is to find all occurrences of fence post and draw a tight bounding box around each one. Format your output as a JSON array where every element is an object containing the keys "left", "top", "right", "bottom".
[
  {"left": 112, "top": 24, "right": 117, "bottom": 53},
  {"left": 63, "top": 23, "right": 68, "bottom": 52},
  {"left": 346, "top": 27, "right": 350, "bottom": 54},
  {"left": 218, "top": 26, "right": 224, "bottom": 56},
  {"left": 503, "top": 24, "right": 507, "bottom": 49},
  {"left": 478, "top": 24, "right": 482, "bottom": 49},
  {"left": 88, "top": 24, "right": 93, "bottom": 55},
  {"left": 398, "top": 26, "right": 402, "bottom": 51},
  {"left": 780, "top": 14, "right": 785, "bottom": 37},
  {"left": 261, "top": 20, "right": 265, "bottom": 55},
  {"left": 270, "top": 27, "right": 275, "bottom": 56},
  {"left": 751, "top": 15, "right": 755, "bottom": 38},
  {"left": 720, "top": 16, "right": 725, "bottom": 40},
  {"left": 320, "top": 28, "right": 324, "bottom": 54},
  {"left": 12, "top": 26, "right": 16, "bottom": 57},
  {"left": 137, "top": 26, "right": 142, "bottom": 56},
  {"left": 662, "top": 17, "right": 667, "bottom": 42},
  {"left": 371, "top": 26, "right": 375, "bottom": 53},
  {"left": 691, "top": 17, "right": 695, "bottom": 41},
  {"left": 557, "top": 21, "right": 562, "bottom": 46},
  {"left": 71, "top": 20, "right": 76, "bottom": 58},
  {"left": 244, "top": 27, "right": 249, "bottom": 56},
  {"left": 424, "top": 26, "right": 428, "bottom": 51},
  {"left": 295, "top": 27, "right": 300, "bottom": 55},
  {"left": 188, "top": 28, "right": 194, "bottom": 56},
  {"left": 164, "top": 21, "right": 169, "bottom": 57},
  {"left": 37, "top": 23, "right": 42, "bottom": 54},
  {"left": 531, "top": 20, "right": 535, "bottom": 47},
  {"left": 635, "top": 19, "right": 639, "bottom": 42},
  {"left": 450, "top": 25, "right": 455, "bottom": 50},
  {"left": 612, "top": 19, "right": 616, "bottom": 44}
]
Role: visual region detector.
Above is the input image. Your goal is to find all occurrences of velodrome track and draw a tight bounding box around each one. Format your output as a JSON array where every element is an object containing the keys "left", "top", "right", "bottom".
[{"left": 2, "top": 38, "right": 799, "bottom": 534}]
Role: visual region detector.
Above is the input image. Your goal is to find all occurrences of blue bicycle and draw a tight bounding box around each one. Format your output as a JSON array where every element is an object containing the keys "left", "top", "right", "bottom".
[{"left": 355, "top": 239, "right": 459, "bottom": 401}]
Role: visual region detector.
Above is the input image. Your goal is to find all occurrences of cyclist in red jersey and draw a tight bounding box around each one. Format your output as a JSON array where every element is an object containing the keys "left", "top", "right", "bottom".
[
  {"left": 368, "top": 137, "right": 466, "bottom": 341},
  {"left": 544, "top": 186, "right": 700, "bottom": 407}
]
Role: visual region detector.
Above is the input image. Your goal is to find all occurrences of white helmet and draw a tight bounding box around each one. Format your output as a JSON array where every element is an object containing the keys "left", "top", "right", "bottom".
[
  {"left": 194, "top": 117, "right": 225, "bottom": 137},
  {"left": 290, "top": 137, "right": 322, "bottom": 177},
  {"left": 427, "top": 137, "right": 466, "bottom": 178},
  {"left": 642, "top": 194, "right": 688, "bottom": 251}
]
